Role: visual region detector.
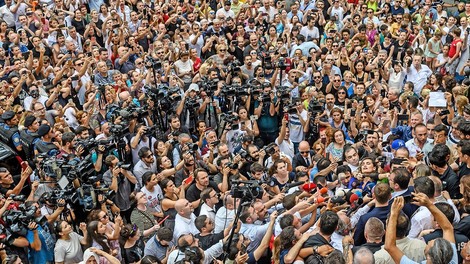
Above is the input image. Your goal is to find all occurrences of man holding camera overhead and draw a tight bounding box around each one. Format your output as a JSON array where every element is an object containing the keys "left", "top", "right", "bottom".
[{"left": 103, "top": 155, "right": 137, "bottom": 223}]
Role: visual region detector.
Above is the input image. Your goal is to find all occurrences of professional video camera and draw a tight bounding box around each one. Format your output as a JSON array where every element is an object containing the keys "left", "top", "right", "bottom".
[
  {"left": 231, "top": 180, "right": 261, "bottom": 202},
  {"left": 277, "top": 86, "right": 291, "bottom": 104},
  {"left": 145, "top": 56, "right": 162, "bottom": 71},
  {"left": 227, "top": 60, "right": 242, "bottom": 75},
  {"left": 220, "top": 112, "right": 240, "bottom": 130},
  {"left": 2, "top": 204, "right": 48, "bottom": 237}
]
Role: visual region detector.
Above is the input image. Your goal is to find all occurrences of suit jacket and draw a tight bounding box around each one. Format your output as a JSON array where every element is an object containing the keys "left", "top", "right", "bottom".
[{"left": 292, "top": 150, "right": 315, "bottom": 170}]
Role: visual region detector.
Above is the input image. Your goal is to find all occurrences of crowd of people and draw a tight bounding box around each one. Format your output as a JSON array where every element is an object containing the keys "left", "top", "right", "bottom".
[{"left": 0, "top": 0, "right": 470, "bottom": 263}]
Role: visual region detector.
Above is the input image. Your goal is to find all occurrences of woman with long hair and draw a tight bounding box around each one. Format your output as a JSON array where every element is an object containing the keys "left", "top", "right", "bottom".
[
  {"left": 54, "top": 221, "right": 88, "bottom": 263},
  {"left": 456, "top": 174, "right": 470, "bottom": 216},
  {"left": 326, "top": 129, "right": 352, "bottom": 163},
  {"left": 86, "top": 220, "right": 122, "bottom": 262},
  {"left": 159, "top": 178, "right": 187, "bottom": 231},
  {"left": 119, "top": 224, "right": 145, "bottom": 264},
  {"left": 238, "top": 106, "right": 259, "bottom": 137}
]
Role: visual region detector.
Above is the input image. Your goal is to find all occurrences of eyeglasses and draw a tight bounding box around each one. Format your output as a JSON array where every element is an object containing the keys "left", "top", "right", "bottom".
[
  {"left": 75, "top": 62, "right": 83, "bottom": 66},
  {"left": 334, "top": 80, "right": 341, "bottom": 83},
  {"left": 314, "top": 76, "right": 321, "bottom": 79},
  {"left": 16, "top": 110, "right": 24, "bottom": 114},
  {"left": 136, "top": 61, "right": 143, "bottom": 65},
  {"left": 315, "top": 148, "right": 322, "bottom": 152},
  {"left": 146, "top": 153, "right": 154, "bottom": 158},
  {"left": 367, "top": 11, "right": 373, "bottom": 13},
  {"left": 219, "top": 49, "right": 226, "bottom": 52},
  {"left": 100, "top": 214, "right": 108, "bottom": 220},
  {"left": 300, "top": 151, "right": 309, "bottom": 154},
  {"left": 333, "top": 45, "right": 339, "bottom": 47}
]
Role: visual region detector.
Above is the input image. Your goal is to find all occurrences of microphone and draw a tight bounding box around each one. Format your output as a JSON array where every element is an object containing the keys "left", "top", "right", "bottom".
[{"left": 349, "top": 193, "right": 359, "bottom": 204}]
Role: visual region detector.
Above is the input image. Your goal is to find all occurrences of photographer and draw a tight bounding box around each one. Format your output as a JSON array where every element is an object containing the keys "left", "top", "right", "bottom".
[
  {"left": 214, "top": 156, "right": 246, "bottom": 193},
  {"left": 254, "top": 85, "right": 280, "bottom": 145},
  {"left": 38, "top": 195, "right": 75, "bottom": 224},
  {"left": 163, "top": 114, "right": 191, "bottom": 141},
  {"left": 103, "top": 155, "right": 138, "bottom": 222},
  {"left": 130, "top": 123, "right": 157, "bottom": 165},
  {"left": 239, "top": 144, "right": 267, "bottom": 177},
  {"left": 176, "top": 84, "right": 204, "bottom": 132},
  {"left": 25, "top": 201, "right": 56, "bottom": 264}
]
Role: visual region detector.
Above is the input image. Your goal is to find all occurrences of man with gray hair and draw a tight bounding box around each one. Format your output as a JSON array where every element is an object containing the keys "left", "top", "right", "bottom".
[
  {"left": 353, "top": 247, "right": 375, "bottom": 264},
  {"left": 352, "top": 217, "right": 384, "bottom": 255}
]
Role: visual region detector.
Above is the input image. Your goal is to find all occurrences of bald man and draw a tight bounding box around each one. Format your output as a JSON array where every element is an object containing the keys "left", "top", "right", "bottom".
[
  {"left": 292, "top": 141, "right": 315, "bottom": 172},
  {"left": 173, "top": 199, "right": 199, "bottom": 241}
]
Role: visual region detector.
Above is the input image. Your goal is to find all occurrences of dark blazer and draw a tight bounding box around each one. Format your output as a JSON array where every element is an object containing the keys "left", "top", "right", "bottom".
[{"left": 292, "top": 150, "right": 315, "bottom": 170}]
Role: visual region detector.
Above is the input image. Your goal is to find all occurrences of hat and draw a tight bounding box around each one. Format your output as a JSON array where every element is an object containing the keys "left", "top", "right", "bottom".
[
  {"left": 187, "top": 83, "right": 199, "bottom": 93},
  {"left": 1, "top": 111, "right": 15, "bottom": 121},
  {"left": 24, "top": 116, "right": 36, "bottom": 127},
  {"left": 391, "top": 139, "right": 406, "bottom": 150},
  {"left": 37, "top": 124, "right": 51, "bottom": 137}
]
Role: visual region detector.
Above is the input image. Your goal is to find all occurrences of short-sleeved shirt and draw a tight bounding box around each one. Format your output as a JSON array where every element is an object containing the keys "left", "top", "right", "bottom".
[
  {"left": 399, "top": 242, "right": 458, "bottom": 264},
  {"left": 54, "top": 232, "right": 84, "bottom": 263}
]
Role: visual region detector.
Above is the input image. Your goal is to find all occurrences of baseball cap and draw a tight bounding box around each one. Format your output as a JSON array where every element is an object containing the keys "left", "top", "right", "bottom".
[
  {"left": 391, "top": 139, "right": 406, "bottom": 150},
  {"left": 187, "top": 84, "right": 199, "bottom": 93}
]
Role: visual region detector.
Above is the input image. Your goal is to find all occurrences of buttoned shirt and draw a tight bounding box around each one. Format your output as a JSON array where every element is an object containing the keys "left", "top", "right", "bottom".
[
  {"left": 408, "top": 206, "right": 433, "bottom": 239},
  {"left": 214, "top": 207, "right": 235, "bottom": 233},
  {"left": 199, "top": 203, "right": 216, "bottom": 221},
  {"left": 406, "top": 64, "right": 432, "bottom": 94},
  {"left": 173, "top": 213, "right": 199, "bottom": 241},
  {"left": 405, "top": 138, "right": 433, "bottom": 158},
  {"left": 374, "top": 237, "right": 426, "bottom": 264}
]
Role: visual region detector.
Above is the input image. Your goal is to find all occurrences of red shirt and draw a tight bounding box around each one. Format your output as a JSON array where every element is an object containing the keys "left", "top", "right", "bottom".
[{"left": 449, "top": 38, "right": 462, "bottom": 58}]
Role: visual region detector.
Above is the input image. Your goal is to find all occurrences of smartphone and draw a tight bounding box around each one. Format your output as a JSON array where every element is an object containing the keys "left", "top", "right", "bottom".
[
  {"left": 86, "top": 52, "right": 92, "bottom": 57},
  {"left": 397, "top": 114, "right": 408, "bottom": 121},
  {"left": 68, "top": 99, "right": 73, "bottom": 104},
  {"left": 183, "top": 174, "right": 193, "bottom": 185},
  {"left": 380, "top": 89, "right": 386, "bottom": 98},
  {"left": 71, "top": 75, "right": 79, "bottom": 81},
  {"left": 21, "top": 161, "right": 28, "bottom": 171},
  {"left": 439, "top": 109, "right": 450, "bottom": 116},
  {"left": 418, "top": 97, "right": 424, "bottom": 102}
]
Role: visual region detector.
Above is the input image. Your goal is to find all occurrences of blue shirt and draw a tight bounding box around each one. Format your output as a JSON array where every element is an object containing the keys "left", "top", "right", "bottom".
[
  {"left": 391, "top": 125, "right": 413, "bottom": 142},
  {"left": 27, "top": 225, "right": 55, "bottom": 264},
  {"left": 353, "top": 205, "right": 391, "bottom": 246}
]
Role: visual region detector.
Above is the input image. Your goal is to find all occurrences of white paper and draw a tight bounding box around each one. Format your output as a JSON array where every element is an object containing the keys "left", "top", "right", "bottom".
[{"left": 429, "top": 92, "right": 446, "bottom": 108}]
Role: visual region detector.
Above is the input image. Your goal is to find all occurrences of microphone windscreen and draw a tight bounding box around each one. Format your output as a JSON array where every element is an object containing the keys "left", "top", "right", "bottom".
[
  {"left": 349, "top": 193, "right": 359, "bottom": 204},
  {"left": 302, "top": 183, "right": 316, "bottom": 192}
]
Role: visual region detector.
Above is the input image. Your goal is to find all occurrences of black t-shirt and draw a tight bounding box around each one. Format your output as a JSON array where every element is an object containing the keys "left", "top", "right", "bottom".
[
  {"left": 186, "top": 181, "right": 220, "bottom": 215},
  {"left": 195, "top": 231, "right": 224, "bottom": 250},
  {"left": 458, "top": 163, "right": 470, "bottom": 180},
  {"left": 71, "top": 19, "right": 87, "bottom": 36},
  {"left": 302, "top": 233, "right": 331, "bottom": 248}
]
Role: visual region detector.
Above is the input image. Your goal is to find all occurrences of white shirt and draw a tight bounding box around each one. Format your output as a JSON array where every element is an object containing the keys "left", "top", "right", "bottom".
[
  {"left": 142, "top": 185, "right": 164, "bottom": 214},
  {"left": 404, "top": 138, "right": 432, "bottom": 158},
  {"left": 407, "top": 206, "right": 433, "bottom": 239},
  {"left": 199, "top": 203, "right": 216, "bottom": 221},
  {"left": 406, "top": 64, "right": 432, "bottom": 95},
  {"left": 275, "top": 137, "right": 295, "bottom": 160},
  {"left": 214, "top": 207, "right": 235, "bottom": 233},
  {"left": 23, "top": 95, "right": 48, "bottom": 111},
  {"left": 258, "top": 6, "right": 277, "bottom": 21},
  {"left": 215, "top": 8, "right": 235, "bottom": 18},
  {"left": 300, "top": 26, "right": 320, "bottom": 40},
  {"left": 173, "top": 213, "right": 199, "bottom": 241},
  {"left": 0, "top": 5, "right": 15, "bottom": 27}
]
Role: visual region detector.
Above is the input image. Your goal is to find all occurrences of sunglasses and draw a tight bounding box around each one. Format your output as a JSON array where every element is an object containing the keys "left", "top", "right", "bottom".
[
  {"left": 219, "top": 49, "right": 226, "bottom": 52},
  {"left": 300, "top": 151, "right": 309, "bottom": 154},
  {"left": 75, "top": 62, "right": 83, "bottom": 66}
]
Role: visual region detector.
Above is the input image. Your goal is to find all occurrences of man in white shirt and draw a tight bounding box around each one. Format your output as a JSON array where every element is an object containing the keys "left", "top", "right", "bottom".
[
  {"left": 214, "top": 194, "right": 237, "bottom": 233},
  {"left": 300, "top": 18, "right": 320, "bottom": 42},
  {"left": 258, "top": 0, "right": 277, "bottom": 21},
  {"left": 407, "top": 176, "right": 435, "bottom": 239},
  {"left": 0, "top": 0, "right": 16, "bottom": 28},
  {"left": 216, "top": 1, "right": 235, "bottom": 19},
  {"left": 173, "top": 199, "right": 199, "bottom": 241},
  {"left": 199, "top": 187, "right": 219, "bottom": 221},
  {"left": 406, "top": 55, "right": 432, "bottom": 95}
]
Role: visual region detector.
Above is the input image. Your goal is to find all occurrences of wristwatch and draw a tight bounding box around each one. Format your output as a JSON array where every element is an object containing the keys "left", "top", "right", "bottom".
[{"left": 313, "top": 246, "right": 319, "bottom": 254}]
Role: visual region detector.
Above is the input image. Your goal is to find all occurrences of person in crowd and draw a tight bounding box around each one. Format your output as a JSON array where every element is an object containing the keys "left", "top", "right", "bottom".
[{"left": 1, "top": 0, "right": 470, "bottom": 263}]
